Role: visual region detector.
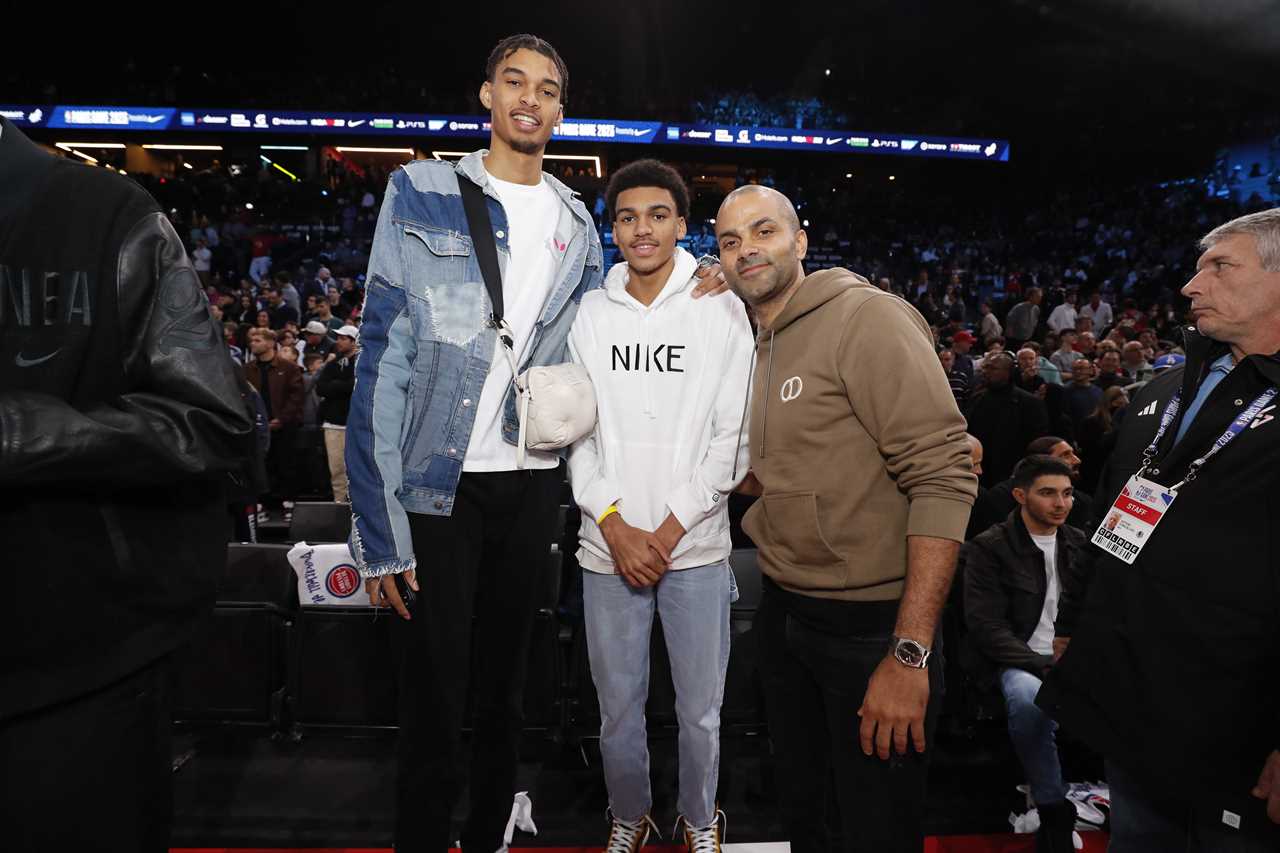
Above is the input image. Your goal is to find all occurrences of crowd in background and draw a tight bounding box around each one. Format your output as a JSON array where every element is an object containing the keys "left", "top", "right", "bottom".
[{"left": 167, "top": 145, "right": 1276, "bottom": 541}]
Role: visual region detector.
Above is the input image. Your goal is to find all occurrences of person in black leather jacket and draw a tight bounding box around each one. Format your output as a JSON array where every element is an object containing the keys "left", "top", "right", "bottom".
[{"left": 0, "top": 117, "right": 252, "bottom": 852}]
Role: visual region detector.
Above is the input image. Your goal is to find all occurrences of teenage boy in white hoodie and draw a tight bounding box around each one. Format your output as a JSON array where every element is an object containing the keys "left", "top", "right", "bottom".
[{"left": 568, "top": 159, "right": 754, "bottom": 853}]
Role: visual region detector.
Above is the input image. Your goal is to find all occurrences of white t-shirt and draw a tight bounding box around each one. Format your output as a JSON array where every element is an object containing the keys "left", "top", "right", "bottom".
[
  {"left": 192, "top": 247, "right": 212, "bottom": 272},
  {"left": 463, "top": 170, "right": 564, "bottom": 472},
  {"left": 1047, "top": 303, "right": 1078, "bottom": 333},
  {"left": 1027, "top": 530, "right": 1060, "bottom": 656},
  {"left": 1080, "top": 301, "right": 1113, "bottom": 331}
]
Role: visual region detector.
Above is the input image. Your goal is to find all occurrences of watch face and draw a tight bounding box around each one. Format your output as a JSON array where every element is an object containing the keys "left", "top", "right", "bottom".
[{"left": 895, "top": 640, "right": 926, "bottom": 667}]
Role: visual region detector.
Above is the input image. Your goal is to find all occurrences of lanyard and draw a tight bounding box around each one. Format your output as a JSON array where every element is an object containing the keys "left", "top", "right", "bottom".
[{"left": 1138, "top": 386, "right": 1278, "bottom": 490}]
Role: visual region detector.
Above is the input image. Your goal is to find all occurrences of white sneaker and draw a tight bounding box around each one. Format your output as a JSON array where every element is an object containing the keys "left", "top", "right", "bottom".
[
  {"left": 605, "top": 810, "right": 657, "bottom": 853},
  {"left": 676, "top": 810, "right": 726, "bottom": 853}
]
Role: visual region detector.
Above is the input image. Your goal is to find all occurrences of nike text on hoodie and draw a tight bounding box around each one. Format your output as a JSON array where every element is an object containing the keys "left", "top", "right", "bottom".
[{"left": 568, "top": 248, "right": 754, "bottom": 573}]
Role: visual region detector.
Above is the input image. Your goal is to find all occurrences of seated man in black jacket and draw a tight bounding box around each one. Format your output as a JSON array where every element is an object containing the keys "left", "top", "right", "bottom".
[{"left": 963, "top": 455, "right": 1086, "bottom": 853}]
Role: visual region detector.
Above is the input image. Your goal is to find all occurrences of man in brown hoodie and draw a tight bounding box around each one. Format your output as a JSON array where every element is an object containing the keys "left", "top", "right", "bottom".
[{"left": 716, "top": 186, "right": 976, "bottom": 852}]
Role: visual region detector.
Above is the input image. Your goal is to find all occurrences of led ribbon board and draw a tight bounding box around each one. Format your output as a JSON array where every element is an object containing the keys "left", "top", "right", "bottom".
[{"left": 3, "top": 105, "right": 1009, "bottom": 161}]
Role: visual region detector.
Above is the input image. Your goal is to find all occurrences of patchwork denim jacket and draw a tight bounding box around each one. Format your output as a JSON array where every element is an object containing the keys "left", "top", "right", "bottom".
[{"left": 346, "top": 150, "right": 602, "bottom": 577}]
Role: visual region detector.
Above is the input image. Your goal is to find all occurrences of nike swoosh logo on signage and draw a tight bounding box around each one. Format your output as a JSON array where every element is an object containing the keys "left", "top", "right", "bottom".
[
  {"left": 826, "top": 137, "right": 843, "bottom": 145},
  {"left": 15, "top": 349, "right": 61, "bottom": 367}
]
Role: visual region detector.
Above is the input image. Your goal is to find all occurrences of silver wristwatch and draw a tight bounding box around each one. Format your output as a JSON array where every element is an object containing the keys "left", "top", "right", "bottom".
[{"left": 890, "top": 636, "right": 932, "bottom": 669}]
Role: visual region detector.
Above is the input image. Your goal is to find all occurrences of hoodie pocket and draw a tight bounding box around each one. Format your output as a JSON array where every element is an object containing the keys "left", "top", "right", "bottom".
[{"left": 761, "top": 492, "right": 845, "bottom": 571}]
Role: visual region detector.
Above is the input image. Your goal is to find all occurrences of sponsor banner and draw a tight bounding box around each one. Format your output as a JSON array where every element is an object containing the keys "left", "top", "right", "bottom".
[{"left": 3, "top": 104, "right": 1009, "bottom": 160}]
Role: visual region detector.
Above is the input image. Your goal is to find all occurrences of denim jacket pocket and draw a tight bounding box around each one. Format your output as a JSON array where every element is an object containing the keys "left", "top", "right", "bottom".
[{"left": 399, "top": 222, "right": 487, "bottom": 349}]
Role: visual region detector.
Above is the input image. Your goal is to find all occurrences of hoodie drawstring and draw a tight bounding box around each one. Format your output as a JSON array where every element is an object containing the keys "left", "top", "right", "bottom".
[
  {"left": 642, "top": 309, "right": 655, "bottom": 417},
  {"left": 732, "top": 343, "right": 756, "bottom": 480},
  {"left": 760, "top": 330, "right": 775, "bottom": 459}
]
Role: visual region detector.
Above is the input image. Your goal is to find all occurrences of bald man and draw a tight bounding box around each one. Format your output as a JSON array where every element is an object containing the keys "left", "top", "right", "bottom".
[{"left": 715, "top": 186, "right": 976, "bottom": 852}]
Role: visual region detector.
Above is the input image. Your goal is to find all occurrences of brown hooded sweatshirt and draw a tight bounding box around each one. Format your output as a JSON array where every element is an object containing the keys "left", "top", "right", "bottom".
[{"left": 743, "top": 268, "right": 976, "bottom": 601}]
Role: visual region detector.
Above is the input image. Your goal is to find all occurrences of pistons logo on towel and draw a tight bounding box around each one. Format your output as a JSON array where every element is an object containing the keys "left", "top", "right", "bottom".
[{"left": 326, "top": 564, "right": 361, "bottom": 598}]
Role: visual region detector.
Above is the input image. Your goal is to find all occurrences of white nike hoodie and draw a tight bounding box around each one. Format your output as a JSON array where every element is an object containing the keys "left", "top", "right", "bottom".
[{"left": 568, "top": 247, "right": 755, "bottom": 573}]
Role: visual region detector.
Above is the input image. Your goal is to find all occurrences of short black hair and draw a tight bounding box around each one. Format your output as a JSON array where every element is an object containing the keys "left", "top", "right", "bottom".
[
  {"left": 485, "top": 34, "right": 569, "bottom": 105},
  {"left": 605, "top": 159, "right": 690, "bottom": 222},
  {"left": 1025, "top": 436, "right": 1069, "bottom": 456},
  {"left": 1013, "top": 454, "right": 1073, "bottom": 491}
]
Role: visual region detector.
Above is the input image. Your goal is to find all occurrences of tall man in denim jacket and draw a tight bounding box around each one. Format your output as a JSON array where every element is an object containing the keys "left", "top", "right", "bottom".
[
  {"left": 347, "top": 34, "right": 728, "bottom": 853},
  {"left": 346, "top": 34, "right": 594, "bottom": 853}
]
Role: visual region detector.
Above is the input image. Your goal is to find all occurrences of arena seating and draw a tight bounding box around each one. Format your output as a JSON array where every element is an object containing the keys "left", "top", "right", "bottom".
[
  {"left": 173, "top": 543, "right": 295, "bottom": 727},
  {"left": 181, "top": 509, "right": 770, "bottom": 741}
]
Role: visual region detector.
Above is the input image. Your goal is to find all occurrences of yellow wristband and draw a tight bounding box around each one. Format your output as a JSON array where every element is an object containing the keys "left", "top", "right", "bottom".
[{"left": 597, "top": 504, "right": 619, "bottom": 526}]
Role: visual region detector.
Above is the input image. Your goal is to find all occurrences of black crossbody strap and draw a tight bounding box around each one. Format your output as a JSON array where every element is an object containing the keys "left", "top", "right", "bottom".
[{"left": 457, "top": 175, "right": 511, "bottom": 347}]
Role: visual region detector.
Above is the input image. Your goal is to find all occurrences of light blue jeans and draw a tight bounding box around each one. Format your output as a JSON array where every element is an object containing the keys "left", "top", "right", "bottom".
[
  {"left": 1000, "top": 667, "right": 1067, "bottom": 805},
  {"left": 583, "top": 560, "right": 736, "bottom": 828}
]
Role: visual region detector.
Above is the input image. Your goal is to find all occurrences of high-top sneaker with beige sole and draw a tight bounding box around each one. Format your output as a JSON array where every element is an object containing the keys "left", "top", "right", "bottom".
[
  {"left": 675, "top": 810, "right": 726, "bottom": 853},
  {"left": 605, "top": 810, "right": 658, "bottom": 853}
]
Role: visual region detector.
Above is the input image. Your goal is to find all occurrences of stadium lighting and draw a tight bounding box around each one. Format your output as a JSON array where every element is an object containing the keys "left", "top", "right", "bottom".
[
  {"left": 261, "top": 145, "right": 309, "bottom": 151},
  {"left": 431, "top": 150, "right": 602, "bottom": 178},
  {"left": 245, "top": 203, "right": 255, "bottom": 210},
  {"left": 183, "top": 162, "right": 193, "bottom": 169},
  {"left": 56, "top": 142, "right": 126, "bottom": 149},
  {"left": 803, "top": 219, "right": 810, "bottom": 227},
  {"left": 889, "top": 175, "right": 896, "bottom": 181},
  {"left": 845, "top": 173, "right": 853, "bottom": 178},
  {"left": 63, "top": 148, "right": 99, "bottom": 164},
  {"left": 825, "top": 68, "right": 831, "bottom": 76},
  {"left": 258, "top": 154, "right": 299, "bottom": 181},
  {"left": 143, "top": 144, "right": 224, "bottom": 151},
  {"left": 336, "top": 147, "right": 415, "bottom": 155}
]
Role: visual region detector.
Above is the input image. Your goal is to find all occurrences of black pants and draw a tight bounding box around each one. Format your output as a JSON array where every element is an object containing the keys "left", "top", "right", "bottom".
[
  {"left": 0, "top": 657, "right": 173, "bottom": 853},
  {"left": 397, "top": 466, "right": 562, "bottom": 853},
  {"left": 1107, "top": 761, "right": 1280, "bottom": 852},
  {"left": 757, "top": 578, "right": 942, "bottom": 853},
  {"left": 265, "top": 425, "right": 298, "bottom": 505}
]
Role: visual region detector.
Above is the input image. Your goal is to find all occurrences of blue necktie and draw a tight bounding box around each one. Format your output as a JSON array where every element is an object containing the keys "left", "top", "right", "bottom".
[{"left": 1173, "top": 355, "right": 1234, "bottom": 446}]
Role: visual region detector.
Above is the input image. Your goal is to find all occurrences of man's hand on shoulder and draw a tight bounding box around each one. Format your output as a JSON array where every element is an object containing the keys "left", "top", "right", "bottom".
[{"left": 691, "top": 259, "right": 731, "bottom": 299}]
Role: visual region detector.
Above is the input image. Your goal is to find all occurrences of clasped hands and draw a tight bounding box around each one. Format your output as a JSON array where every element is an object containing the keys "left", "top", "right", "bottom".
[{"left": 600, "top": 512, "right": 684, "bottom": 588}]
